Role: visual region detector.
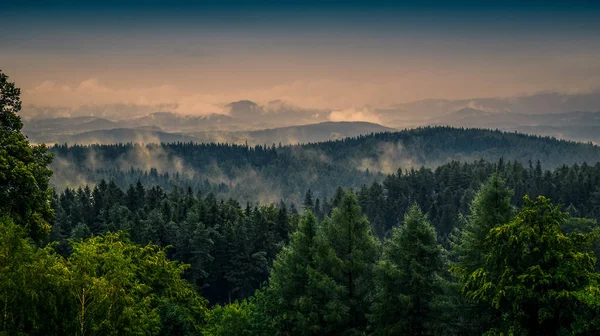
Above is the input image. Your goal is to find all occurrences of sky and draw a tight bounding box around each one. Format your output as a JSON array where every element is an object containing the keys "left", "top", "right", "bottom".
[{"left": 2, "top": 0, "right": 600, "bottom": 117}]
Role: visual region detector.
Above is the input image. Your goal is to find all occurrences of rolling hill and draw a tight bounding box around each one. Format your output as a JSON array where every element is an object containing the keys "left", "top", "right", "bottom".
[
  {"left": 49, "top": 127, "right": 600, "bottom": 204},
  {"left": 24, "top": 119, "right": 395, "bottom": 145}
]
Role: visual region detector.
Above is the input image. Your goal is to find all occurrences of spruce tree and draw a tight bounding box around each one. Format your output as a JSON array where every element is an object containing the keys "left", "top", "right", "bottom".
[
  {"left": 450, "top": 173, "right": 516, "bottom": 334},
  {"left": 303, "top": 189, "right": 314, "bottom": 212},
  {"left": 463, "top": 196, "right": 600, "bottom": 334},
  {"left": 371, "top": 204, "right": 446, "bottom": 336},
  {"left": 267, "top": 211, "right": 319, "bottom": 335},
  {"left": 311, "top": 192, "right": 379, "bottom": 335}
]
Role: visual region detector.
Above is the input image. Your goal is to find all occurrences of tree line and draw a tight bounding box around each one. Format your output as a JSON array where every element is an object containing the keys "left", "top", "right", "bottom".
[{"left": 48, "top": 122, "right": 600, "bottom": 205}]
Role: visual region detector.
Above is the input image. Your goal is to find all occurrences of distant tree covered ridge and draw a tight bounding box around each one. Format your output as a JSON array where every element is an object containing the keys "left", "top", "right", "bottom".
[{"left": 48, "top": 126, "right": 600, "bottom": 204}]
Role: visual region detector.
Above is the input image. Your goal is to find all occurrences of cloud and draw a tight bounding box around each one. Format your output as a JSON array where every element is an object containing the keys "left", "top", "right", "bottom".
[
  {"left": 22, "top": 77, "right": 393, "bottom": 118},
  {"left": 23, "top": 78, "right": 226, "bottom": 118},
  {"left": 357, "top": 142, "right": 416, "bottom": 174},
  {"left": 329, "top": 107, "right": 381, "bottom": 124}
]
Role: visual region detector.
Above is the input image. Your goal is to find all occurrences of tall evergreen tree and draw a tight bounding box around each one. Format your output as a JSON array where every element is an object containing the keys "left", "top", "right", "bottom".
[
  {"left": 371, "top": 204, "right": 446, "bottom": 336},
  {"left": 310, "top": 192, "right": 379, "bottom": 335},
  {"left": 267, "top": 211, "right": 319, "bottom": 335},
  {"left": 450, "top": 173, "right": 516, "bottom": 334},
  {"left": 303, "top": 189, "right": 314, "bottom": 212},
  {"left": 173, "top": 210, "right": 214, "bottom": 290},
  {"left": 463, "top": 196, "right": 600, "bottom": 335}
]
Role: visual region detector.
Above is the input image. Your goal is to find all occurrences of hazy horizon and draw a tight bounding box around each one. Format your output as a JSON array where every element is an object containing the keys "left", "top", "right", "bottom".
[{"left": 3, "top": 0, "right": 600, "bottom": 121}]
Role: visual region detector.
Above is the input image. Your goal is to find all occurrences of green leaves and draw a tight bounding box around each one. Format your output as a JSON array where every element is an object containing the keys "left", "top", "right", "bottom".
[
  {"left": 0, "top": 71, "right": 54, "bottom": 241},
  {"left": 463, "top": 195, "right": 600, "bottom": 334},
  {"left": 0, "top": 222, "right": 207, "bottom": 336},
  {"left": 371, "top": 204, "right": 446, "bottom": 336},
  {"left": 264, "top": 193, "right": 379, "bottom": 335}
]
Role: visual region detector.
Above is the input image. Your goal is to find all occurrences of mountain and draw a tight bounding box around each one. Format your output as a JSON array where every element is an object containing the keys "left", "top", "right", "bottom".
[
  {"left": 25, "top": 119, "right": 394, "bottom": 145},
  {"left": 380, "top": 91, "right": 600, "bottom": 128},
  {"left": 23, "top": 115, "right": 118, "bottom": 133},
  {"left": 64, "top": 128, "right": 197, "bottom": 145},
  {"left": 436, "top": 107, "right": 494, "bottom": 125},
  {"left": 430, "top": 110, "right": 600, "bottom": 143},
  {"left": 23, "top": 116, "right": 120, "bottom": 143},
  {"left": 127, "top": 112, "right": 234, "bottom": 132},
  {"left": 187, "top": 121, "right": 395, "bottom": 145},
  {"left": 225, "top": 100, "right": 265, "bottom": 119},
  {"left": 224, "top": 99, "right": 329, "bottom": 128},
  {"left": 241, "top": 121, "right": 395, "bottom": 145}
]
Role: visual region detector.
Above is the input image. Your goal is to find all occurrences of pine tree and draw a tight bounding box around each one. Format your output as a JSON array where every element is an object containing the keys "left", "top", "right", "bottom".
[
  {"left": 275, "top": 201, "right": 290, "bottom": 243},
  {"left": 371, "top": 204, "right": 446, "bottom": 336},
  {"left": 311, "top": 192, "right": 379, "bottom": 335},
  {"left": 449, "top": 173, "right": 516, "bottom": 334},
  {"left": 463, "top": 196, "right": 600, "bottom": 334},
  {"left": 173, "top": 210, "right": 214, "bottom": 289},
  {"left": 303, "top": 189, "right": 314, "bottom": 212},
  {"left": 267, "top": 211, "right": 319, "bottom": 335}
]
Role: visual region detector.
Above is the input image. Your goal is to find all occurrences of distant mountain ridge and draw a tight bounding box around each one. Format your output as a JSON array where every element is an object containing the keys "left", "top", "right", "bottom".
[
  {"left": 49, "top": 126, "right": 600, "bottom": 204},
  {"left": 25, "top": 118, "right": 395, "bottom": 145},
  {"left": 432, "top": 109, "right": 600, "bottom": 143},
  {"left": 21, "top": 92, "right": 600, "bottom": 145},
  {"left": 65, "top": 128, "right": 198, "bottom": 145}
]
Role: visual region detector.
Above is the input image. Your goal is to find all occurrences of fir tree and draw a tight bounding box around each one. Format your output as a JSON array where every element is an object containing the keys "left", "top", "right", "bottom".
[
  {"left": 311, "top": 192, "right": 379, "bottom": 335},
  {"left": 450, "top": 173, "right": 516, "bottom": 334},
  {"left": 463, "top": 196, "right": 600, "bottom": 334},
  {"left": 371, "top": 204, "right": 446, "bottom": 336}
]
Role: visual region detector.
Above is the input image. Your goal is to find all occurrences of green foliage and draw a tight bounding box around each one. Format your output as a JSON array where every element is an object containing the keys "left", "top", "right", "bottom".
[
  {"left": 310, "top": 192, "right": 380, "bottom": 335},
  {"left": 51, "top": 184, "right": 292, "bottom": 305},
  {"left": 203, "top": 300, "right": 253, "bottom": 336},
  {"left": 371, "top": 204, "right": 447, "bottom": 335},
  {"left": 0, "top": 220, "right": 207, "bottom": 336},
  {"left": 66, "top": 233, "right": 207, "bottom": 335},
  {"left": 449, "top": 174, "right": 516, "bottom": 334},
  {"left": 0, "top": 216, "right": 68, "bottom": 336},
  {"left": 265, "top": 193, "right": 380, "bottom": 335},
  {"left": 451, "top": 174, "right": 516, "bottom": 278},
  {"left": 202, "top": 290, "right": 275, "bottom": 336},
  {"left": 0, "top": 70, "right": 54, "bottom": 241},
  {"left": 463, "top": 196, "right": 600, "bottom": 335},
  {"left": 267, "top": 211, "right": 320, "bottom": 335}
]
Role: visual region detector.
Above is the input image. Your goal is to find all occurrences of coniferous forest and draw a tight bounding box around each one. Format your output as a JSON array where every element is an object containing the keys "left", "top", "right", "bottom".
[{"left": 3, "top": 66, "right": 600, "bottom": 336}]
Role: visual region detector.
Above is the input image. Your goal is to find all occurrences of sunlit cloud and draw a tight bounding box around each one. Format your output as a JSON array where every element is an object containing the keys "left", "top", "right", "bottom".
[{"left": 329, "top": 108, "right": 381, "bottom": 123}]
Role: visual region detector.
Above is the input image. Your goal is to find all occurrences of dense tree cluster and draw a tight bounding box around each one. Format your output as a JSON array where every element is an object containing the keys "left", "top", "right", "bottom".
[
  {"left": 355, "top": 159, "right": 600, "bottom": 240},
  {"left": 48, "top": 142, "right": 378, "bottom": 205},
  {"left": 49, "top": 181, "right": 297, "bottom": 305},
  {"left": 206, "top": 185, "right": 600, "bottom": 335}
]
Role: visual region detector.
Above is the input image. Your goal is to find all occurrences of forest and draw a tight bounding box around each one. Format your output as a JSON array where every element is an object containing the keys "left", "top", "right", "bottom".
[
  {"left": 3, "top": 71, "right": 600, "bottom": 335},
  {"left": 48, "top": 124, "right": 600, "bottom": 205}
]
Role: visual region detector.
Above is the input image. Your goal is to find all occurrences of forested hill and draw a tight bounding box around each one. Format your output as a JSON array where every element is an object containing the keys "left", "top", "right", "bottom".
[
  {"left": 49, "top": 126, "right": 600, "bottom": 203},
  {"left": 297, "top": 126, "right": 600, "bottom": 169}
]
